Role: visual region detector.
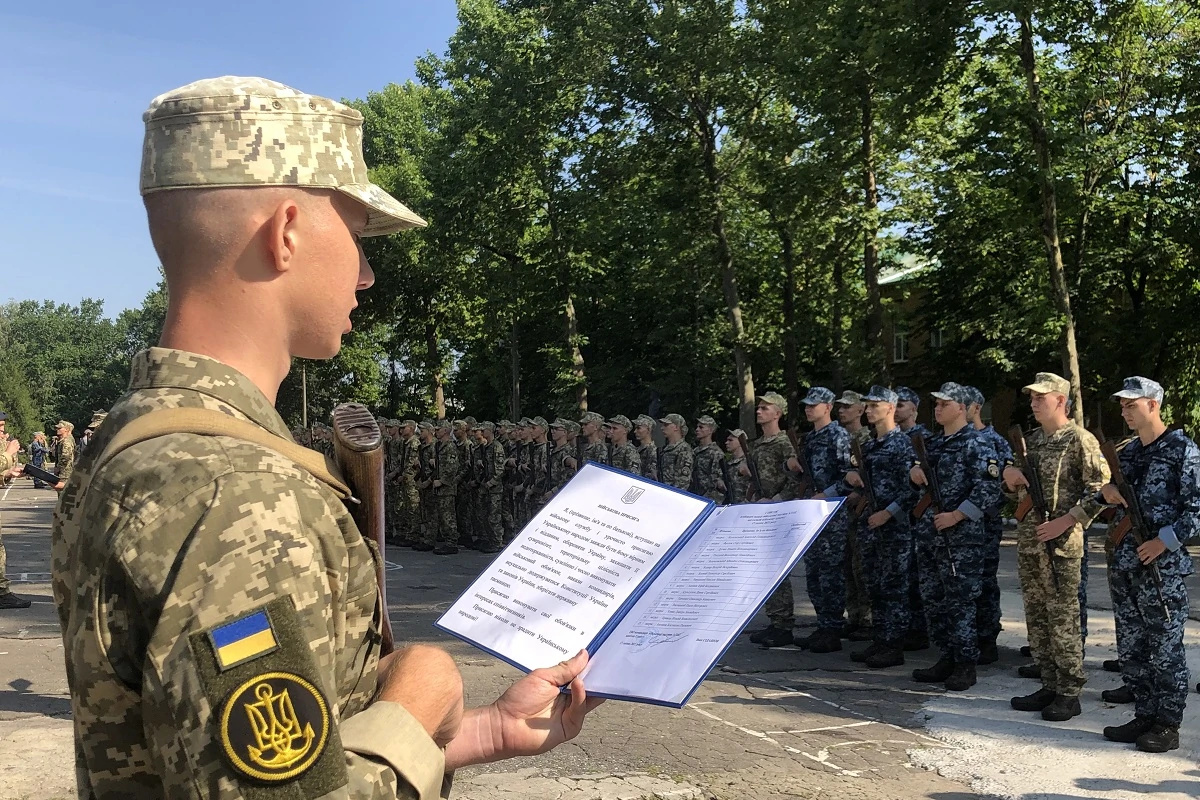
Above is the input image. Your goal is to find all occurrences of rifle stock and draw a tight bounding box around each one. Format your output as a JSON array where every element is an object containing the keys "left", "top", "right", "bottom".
[
  {"left": 738, "top": 433, "right": 765, "bottom": 500},
  {"left": 1008, "top": 425, "right": 1058, "bottom": 589},
  {"left": 331, "top": 403, "right": 395, "bottom": 657},
  {"left": 910, "top": 432, "right": 956, "bottom": 576},
  {"left": 786, "top": 428, "right": 815, "bottom": 498}
]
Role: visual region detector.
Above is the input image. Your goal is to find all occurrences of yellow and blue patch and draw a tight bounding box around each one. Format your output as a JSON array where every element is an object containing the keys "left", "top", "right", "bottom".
[{"left": 209, "top": 610, "right": 279, "bottom": 671}]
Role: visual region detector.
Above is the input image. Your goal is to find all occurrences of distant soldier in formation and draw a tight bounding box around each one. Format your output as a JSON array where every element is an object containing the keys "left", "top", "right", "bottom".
[
  {"left": 414, "top": 421, "right": 437, "bottom": 551},
  {"left": 579, "top": 412, "right": 608, "bottom": 466},
  {"left": 499, "top": 420, "right": 519, "bottom": 542},
  {"left": 548, "top": 419, "right": 581, "bottom": 500},
  {"left": 527, "top": 417, "right": 552, "bottom": 511},
  {"left": 605, "top": 415, "right": 641, "bottom": 475},
  {"left": 428, "top": 420, "right": 460, "bottom": 555},
  {"left": 52, "top": 420, "right": 77, "bottom": 486},
  {"left": 691, "top": 415, "right": 726, "bottom": 503},
  {"left": 453, "top": 420, "right": 476, "bottom": 549},
  {"left": 658, "top": 414, "right": 694, "bottom": 491},
  {"left": 383, "top": 419, "right": 402, "bottom": 543},
  {"left": 895, "top": 385, "right": 930, "bottom": 651},
  {"left": 634, "top": 415, "right": 659, "bottom": 481},
  {"left": 836, "top": 390, "right": 874, "bottom": 641},
  {"left": 396, "top": 419, "right": 422, "bottom": 546},
  {"left": 724, "top": 429, "right": 749, "bottom": 504},
  {"left": 474, "top": 422, "right": 506, "bottom": 553}
]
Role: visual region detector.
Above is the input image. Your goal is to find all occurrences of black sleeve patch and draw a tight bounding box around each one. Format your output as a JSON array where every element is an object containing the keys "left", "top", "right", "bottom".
[{"left": 190, "top": 596, "right": 348, "bottom": 798}]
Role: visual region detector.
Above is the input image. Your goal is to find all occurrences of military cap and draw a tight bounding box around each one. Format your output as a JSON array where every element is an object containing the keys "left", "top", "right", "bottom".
[
  {"left": 727, "top": 428, "right": 747, "bottom": 440},
  {"left": 802, "top": 387, "right": 836, "bottom": 406},
  {"left": 496, "top": 419, "right": 513, "bottom": 429},
  {"left": 141, "top": 76, "right": 425, "bottom": 235},
  {"left": 552, "top": 419, "right": 580, "bottom": 435},
  {"left": 417, "top": 421, "right": 434, "bottom": 431},
  {"left": 835, "top": 390, "right": 864, "bottom": 406},
  {"left": 659, "top": 413, "right": 687, "bottom": 430},
  {"left": 549, "top": 417, "right": 569, "bottom": 429},
  {"left": 863, "top": 385, "right": 899, "bottom": 404},
  {"left": 757, "top": 392, "right": 788, "bottom": 415},
  {"left": 56, "top": 420, "right": 74, "bottom": 431},
  {"left": 633, "top": 414, "right": 657, "bottom": 430},
  {"left": 519, "top": 417, "right": 535, "bottom": 427},
  {"left": 695, "top": 415, "right": 716, "bottom": 427},
  {"left": 964, "top": 387, "right": 985, "bottom": 407},
  {"left": 1112, "top": 376, "right": 1164, "bottom": 404},
  {"left": 930, "top": 382, "right": 973, "bottom": 406},
  {"left": 896, "top": 387, "right": 920, "bottom": 406},
  {"left": 452, "top": 419, "right": 469, "bottom": 431},
  {"left": 579, "top": 411, "right": 605, "bottom": 426},
  {"left": 476, "top": 421, "right": 496, "bottom": 433},
  {"left": 531, "top": 416, "right": 549, "bottom": 431},
  {"left": 434, "top": 419, "right": 452, "bottom": 430},
  {"left": 1023, "top": 372, "right": 1070, "bottom": 397},
  {"left": 464, "top": 416, "right": 477, "bottom": 425},
  {"left": 606, "top": 414, "right": 634, "bottom": 431},
  {"left": 401, "top": 419, "right": 418, "bottom": 428},
  {"left": 87, "top": 411, "right": 108, "bottom": 430}
]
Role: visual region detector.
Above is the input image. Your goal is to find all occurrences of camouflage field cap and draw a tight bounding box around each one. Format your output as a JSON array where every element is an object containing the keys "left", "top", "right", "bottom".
[
  {"left": 56, "top": 420, "right": 74, "bottom": 431},
  {"left": 476, "top": 421, "right": 496, "bottom": 433},
  {"left": 452, "top": 420, "right": 469, "bottom": 431},
  {"left": 606, "top": 414, "right": 633, "bottom": 431},
  {"left": 518, "top": 417, "right": 535, "bottom": 427},
  {"left": 863, "top": 385, "right": 899, "bottom": 404},
  {"left": 141, "top": 76, "right": 426, "bottom": 236},
  {"left": 659, "top": 413, "right": 687, "bottom": 430},
  {"left": 802, "top": 387, "right": 836, "bottom": 406},
  {"left": 695, "top": 415, "right": 716, "bottom": 428},
  {"left": 634, "top": 414, "right": 657, "bottom": 430},
  {"left": 497, "top": 419, "right": 514, "bottom": 429},
  {"left": 417, "top": 421, "right": 434, "bottom": 431},
  {"left": 579, "top": 411, "right": 604, "bottom": 426},
  {"left": 531, "top": 416, "right": 549, "bottom": 431},
  {"left": 930, "top": 382, "right": 973, "bottom": 406},
  {"left": 401, "top": 419, "right": 418, "bottom": 429},
  {"left": 896, "top": 387, "right": 920, "bottom": 406},
  {"left": 1023, "top": 372, "right": 1070, "bottom": 397},
  {"left": 434, "top": 419, "right": 452, "bottom": 430},
  {"left": 1112, "top": 376, "right": 1164, "bottom": 403},
  {"left": 727, "top": 428, "right": 746, "bottom": 440},
  {"left": 836, "top": 390, "right": 864, "bottom": 406},
  {"left": 87, "top": 411, "right": 108, "bottom": 430},
  {"left": 757, "top": 392, "right": 787, "bottom": 415},
  {"left": 964, "top": 387, "right": 985, "bottom": 407}
]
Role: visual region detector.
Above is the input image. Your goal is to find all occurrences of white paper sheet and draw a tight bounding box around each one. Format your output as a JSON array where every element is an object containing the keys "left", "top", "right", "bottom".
[
  {"left": 580, "top": 499, "right": 842, "bottom": 706},
  {"left": 437, "top": 463, "right": 712, "bottom": 671}
]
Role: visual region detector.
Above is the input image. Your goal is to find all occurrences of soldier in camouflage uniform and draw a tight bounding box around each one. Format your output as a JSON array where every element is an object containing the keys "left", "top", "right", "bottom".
[
  {"left": 634, "top": 415, "right": 659, "bottom": 481},
  {"left": 1087, "top": 378, "right": 1197, "bottom": 752},
  {"left": 547, "top": 419, "right": 581, "bottom": 500},
  {"left": 658, "top": 414, "right": 694, "bottom": 491},
  {"left": 829, "top": 386, "right": 920, "bottom": 669},
  {"left": 527, "top": 418, "right": 552, "bottom": 511},
  {"left": 909, "top": 383, "right": 1000, "bottom": 692},
  {"left": 396, "top": 420, "right": 422, "bottom": 546},
  {"left": 473, "top": 422, "right": 506, "bottom": 553},
  {"left": 965, "top": 387, "right": 1014, "bottom": 664},
  {"left": 383, "top": 420, "right": 401, "bottom": 543},
  {"left": 0, "top": 412, "right": 33, "bottom": 608},
  {"left": 746, "top": 393, "right": 800, "bottom": 648},
  {"left": 724, "top": 429, "right": 750, "bottom": 504},
  {"left": 604, "top": 415, "right": 642, "bottom": 475},
  {"left": 691, "top": 415, "right": 726, "bottom": 502},
  {"left": 414, "top": 421, "right": 438, "bottom": 551},
  {"left": 53, "top": 420, "right": 77, "bottom": 486},
  {"left": 579, "top": 412, "right": 608, "bottom": 466},
  {"left": 498, "top": 421, "right": 519, "bottom": 542},
  {"left": 430, "top": 420, "right": 462, "bottom": 555},
  {"left": 1005, "top": 372, "right": 1109, "bottom": 722},
  {"left": 836, "top": 390, "right": 874, "bottom": 641},
  {"left": 453, "top": 420, "right": 476, "bottom": 549},
  {"left": 894, "top": 386, "right": 930, "bottom": 651},
  {"left": 789, "top": 387, "right": 851, "bottom": 653},
  {"left": 51, "top": 76, "right": 600, "bottom": 800}
]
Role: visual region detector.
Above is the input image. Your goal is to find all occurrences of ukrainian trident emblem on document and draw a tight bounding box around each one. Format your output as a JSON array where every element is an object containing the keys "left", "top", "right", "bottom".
[
  {"left": 622, "top": 486, "right": 645, "bottom": 504},
  {"left": 219, "top": 672, "right": 330, "bottom": 782}
]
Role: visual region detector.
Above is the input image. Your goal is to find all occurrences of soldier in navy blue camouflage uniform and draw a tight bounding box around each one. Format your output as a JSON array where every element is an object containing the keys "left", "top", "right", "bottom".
[
  {"left": 831, "top": 386, "right": 919, "bottom": 669},
  {"left": 966, "top": 386, "right": 1014, "bottom": 664},
  {"left": 1086, "top": 377, "right": 1197, "bottom": 753},
  {"left": 896, "top": 386, "right": 931, "bottom": 651},
  {"left": 787, "top": 387, "right": 852, "bottom": 652},
  {"left": 910, "top": 383, "right": 1001, "bottom": 691}
]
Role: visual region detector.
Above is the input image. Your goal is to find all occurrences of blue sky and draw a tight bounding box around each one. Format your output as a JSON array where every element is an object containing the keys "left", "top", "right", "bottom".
[{"left": 0, "top": 2, "right": 459, "bottom": 315}]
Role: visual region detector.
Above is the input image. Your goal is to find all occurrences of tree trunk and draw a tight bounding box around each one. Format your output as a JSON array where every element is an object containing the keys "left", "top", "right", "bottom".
[
  {"left": 544, "top": 180, "right": 588, "bottom": 413},
  {"left": 509, "top": 317, "right": 521, "bottom": 420},
  {"left": 831, "top": 240, "right": 846, "bottom": 392},
  {"left": 698, "top": 108, "right": 756, "bottom": 432},
  {"left": 424, "top": 306, "right": 445, "bottom": 419},
  {"left": 1017, "top": 12, "right": 1084, "bottom": 425},
  {"left": 862, "top": 83, "right": 887, "bottom": 380},
  {"left": 564, "top": 292, "right": 587, "bottom": 412},
  {"left": 779, "top": 224, "right": 800, "bottom": 430}
]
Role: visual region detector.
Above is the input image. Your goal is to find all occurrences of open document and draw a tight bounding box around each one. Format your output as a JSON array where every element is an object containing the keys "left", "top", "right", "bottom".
[{"left": 436, "top": 462, "right": 842, "bottom": 707}]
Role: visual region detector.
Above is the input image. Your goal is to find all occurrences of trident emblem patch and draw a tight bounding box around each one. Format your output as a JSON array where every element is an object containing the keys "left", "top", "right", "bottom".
[
  {"left": 621, "top": 486, "right": 645, "bottom": 504},
  {"left": 220, "top": 672, "right": 329, "bottom": 782}
]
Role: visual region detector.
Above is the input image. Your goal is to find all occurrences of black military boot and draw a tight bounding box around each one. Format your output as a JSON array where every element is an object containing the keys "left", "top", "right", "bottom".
[
  {"left": 977, "top": 639, "right": 999, "bottom": 665},
  {"left": 758, "top": 626, "right": 795, "bottom": 648},
  {"left": 412, "top": 542, "right": 434, "bottom": 552},
  {"left": 1103, "top": 716, "right": 1155, "bottom": 743},
  {"left": 865, "top": 645, "right": 905, "bottom": 669},
  {"left": 1020, "top": 645, "right": 1033, "bottom": 657},
  {"left": 944, "top": 663, "right": 977, "bottom": 692},
  {"left": 0, "top": 591, "right": 31, "bottom": 610},
  {"left": 1018, "top": 663, "right": 1042, "bottom": 679},
  {"left": 902, "top": 630, "right": 930, "bottom": 651},
  {"left": 1101, "top": 685, "right": 1134, "bottom": 704},
  {"left": 912, "top": 655, "right": 954, "bottom": 683},
  {"left": 807, "top": 630, "right": 843, "bottom": 653},
  {"left": 850, "top": 642, "right": 881, "bottom": 663},
  {"left": 433, "top": 544, "right": 459, "bottom": 556},
  {"left": 1010, "top": 687, "right": 1056, "bottom": 712},
  {"left": 1136, "top": 721, "right": 1180, "bottom": 753},
  {"left": 846, "top": 625, "right": 874, "bottom": 642},
  {"left": 1102, "top": 659, "right": 1121, "bottom": 673},
  {"left": 750, "top": 625, "right": 784, "bottom": 645},
  {"left": 1041, "top": 694, "right": 1081, "bottom": 721}
]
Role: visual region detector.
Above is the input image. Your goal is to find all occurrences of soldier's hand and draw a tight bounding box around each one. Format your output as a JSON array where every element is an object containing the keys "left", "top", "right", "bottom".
[
  {"left": 1035, "top": 514, "right": 1074, "bottom": 543},
  {"left": 564, "top": 457, "right": 578, "bottom": 470},
  {"left": 738, "top": 463, "right": 750, "bottom": 477},
  {"left": 4, "top": 437, "right": 19, "bottom": 457},
  {"left": 934, "top": 510, "right": 964, "bottom": 531},
  {"left": 867, "top": 509, "right": 891, "bottom": 529},
  {"left": 1003, "top": 467, "right": 1028, "bottom": 491},
  {"left": 845, "top": 470, "right": 863, "bottom": 488},
  {"left": 910, "top": 466, "right": 928, "bottom": 486},
  {"left": 3, "top": 464, "right": 23, "bottom": 480},
  {"left": 812, "top": 492, "right": 825, "bottom": 500},
  {"left": 1100, "top": 483, "right": 1125, "bottom": 506},
  {"left": 1137, "top": 537, "right": 1167, "bottom": 565},
  {"left": 433, "top": 479, "right": 443, "bottom": 489},
  {"left": 376, "top": 645, "right": 464, "bottom": 749},
  {"left": 786, "top": 457, "right": 801, "bottom": 473},
  {"left": 715, "top": 479, "right": 726, "bottom": 492}
]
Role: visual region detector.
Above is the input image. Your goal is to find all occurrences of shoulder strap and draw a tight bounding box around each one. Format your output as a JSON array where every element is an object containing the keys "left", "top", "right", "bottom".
[{"left": 93, "top": 408, "right": 352, "bottom": 499}]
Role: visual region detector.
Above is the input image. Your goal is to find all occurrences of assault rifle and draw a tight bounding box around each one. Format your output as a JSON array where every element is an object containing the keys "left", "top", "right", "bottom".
[
  {"left": 848, "top": 439, "right": 877, "bottom": 517},
  {"left": 1097, "top": 431, "right": 1170, "bottom": 621},
  {"left": 910, "top": 433, "right": 957, "bottom": 576},
  {"left": 719, "top": 454, "right": 734, "bottom": 505},
  {"left": 17, "top": 462, "right": 62, "bottom": 487},
  {"left": 786, "top": 428, "right": 815, "bottom": 498},
  {"left": 1007, "top": 426, "right": 1058, "bottom": 589},
  {"left": 737, "top": 432, "right": 765, "bottom": 501}
]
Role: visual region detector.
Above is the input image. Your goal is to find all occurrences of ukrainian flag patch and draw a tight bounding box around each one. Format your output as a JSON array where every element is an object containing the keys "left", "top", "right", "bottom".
[{"left": 209, "top": 610, "right": 279, "bottom": 671}]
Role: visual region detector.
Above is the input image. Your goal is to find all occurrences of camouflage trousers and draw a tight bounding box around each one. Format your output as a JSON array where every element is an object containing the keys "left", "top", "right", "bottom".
[
  {"left": 1019, "top": 547, "right": 1085, "bottom": 696},
  {"left": 844, "top": 518, "right": 872, "bottom": 629},
  {"left": 915, "top": 522, "right": 986, "bottom": 665},
  {"left": 1110, "top": 567, "right": 1191, "bottom": 726},
  {"left": 976, "top": 512, "right": 1004, "bottom": 644},
  {"left": 428, "top": 493, "right": 458, "bottom": 548},
  {"left": 908, "top": 536, "right": 926, "bottom": 638},
  {"left": 0, "top": 524, "right": 8, "bottom": 593},
  {"left": 396, "top": 481, "right": 420, "bottom": 544},
  {"left": 417, "top": 488, "right": 434, "bottom": 542},
  {"left": 803, "top": 513, "right": 847, "bottom": 632},
  {"left": 456, "top": 491, "right": 475, "bottom": 547},
  {"left": 764, "top": 578, "right": 795, "bottom": 628},
  {"left": 501, "top": 485, "right": 516, "bottom": 543},
  {"left": 385, "top": 482, "right": 399, "bottom": 541},
  {"left": 477, "top": 490, "right": 503, "bottom": 549},
  {"left": 860, "top": 517, "right": 913, "bottom": 647}
]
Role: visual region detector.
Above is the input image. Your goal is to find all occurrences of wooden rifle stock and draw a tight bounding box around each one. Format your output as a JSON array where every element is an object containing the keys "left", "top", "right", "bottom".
[
  {"left": 331, "top": 403, "right": 395, "bottom": 657},
  {"left": 738, "top": 433, "right": 765, "bottom": 500}
]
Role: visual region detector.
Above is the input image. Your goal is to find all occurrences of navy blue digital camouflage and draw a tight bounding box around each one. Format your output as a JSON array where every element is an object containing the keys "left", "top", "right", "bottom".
[
  {"left": 802, "top": 422, "right": 852, "bottom": 633},
  {"left": 974, "top": 424, "right": 1013, "bottom": 644}
]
